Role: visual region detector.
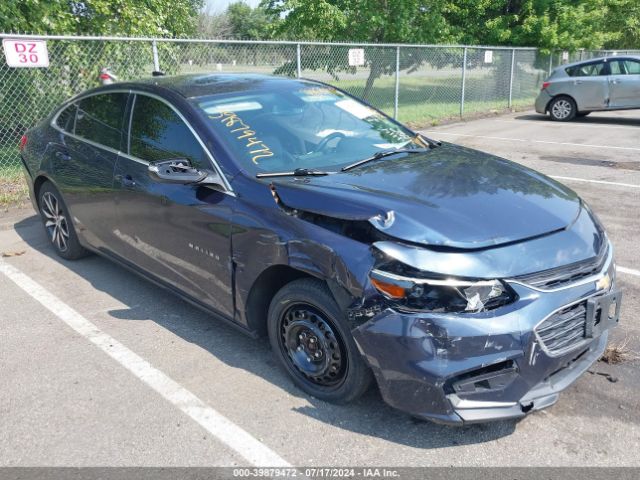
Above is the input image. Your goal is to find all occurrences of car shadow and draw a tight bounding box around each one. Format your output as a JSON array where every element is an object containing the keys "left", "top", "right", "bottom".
[
  {"left": 515, "top": 113, "right": 640, "bottom": 127},
  {"left": 14, "top": 216, "right": 518, "bottom": 448}
]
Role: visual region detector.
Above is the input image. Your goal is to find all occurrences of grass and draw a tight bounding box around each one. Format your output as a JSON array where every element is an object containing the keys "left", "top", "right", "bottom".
[
  {"left": 600, "top": 337, "right": 638, "bottom": 365},
  {"left": 0, "top": 163, "right": 29, "bottom": 211},
  {"left": 330, "top": 74, "right": 538, "bottom": 127}
]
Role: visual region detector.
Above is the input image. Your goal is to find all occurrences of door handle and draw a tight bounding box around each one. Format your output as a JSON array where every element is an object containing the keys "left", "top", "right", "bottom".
[
  {"left": 55, "top": 150, "right": 71, "bottom": 161},
  {"left": 115, "top": 174, "right": 136, "bottom": 187},
  {"left": 574, "top": 80, "right": 582, "bottom": 85}
]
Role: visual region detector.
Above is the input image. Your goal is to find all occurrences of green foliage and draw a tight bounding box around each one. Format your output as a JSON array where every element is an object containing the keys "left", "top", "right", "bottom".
[
  {"left": 262, "top": 0, "right": 638, "bottom": 51},
  {"left": 262, "top": 0, "right": 455, "bottom": 44},
  {"left": 0, "top": 0, "right": 203, "bottom": 37},
  {"left": 227, "top": 1, "right": 280, "bottom": 39}
]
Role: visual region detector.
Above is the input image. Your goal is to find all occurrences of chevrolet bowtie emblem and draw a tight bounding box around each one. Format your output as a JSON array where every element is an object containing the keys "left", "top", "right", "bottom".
[{"left": 596, "top": 274, "right": 611, "bottom": 291}]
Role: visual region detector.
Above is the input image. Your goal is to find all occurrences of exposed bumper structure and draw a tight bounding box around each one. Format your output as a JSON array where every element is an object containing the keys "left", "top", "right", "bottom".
[{"left": 353, "top": 271, "right": 619, "bottom": 425}]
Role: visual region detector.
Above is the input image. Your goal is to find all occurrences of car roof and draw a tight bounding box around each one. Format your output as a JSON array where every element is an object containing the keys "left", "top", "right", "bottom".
[
  {"left": 560, "top": 55, "right": 640, "bottom": 69},
  {"left": 111, "top": 73, "right": 316, "bottom": 99}
]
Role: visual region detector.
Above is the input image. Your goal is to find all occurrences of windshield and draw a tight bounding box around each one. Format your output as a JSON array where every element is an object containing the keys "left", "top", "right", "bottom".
[{"left": 192, "top": 84, "right": 426, "bottom": 174}]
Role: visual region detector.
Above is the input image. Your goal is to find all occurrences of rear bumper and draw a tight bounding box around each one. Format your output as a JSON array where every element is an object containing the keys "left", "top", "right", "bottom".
[
  {"left": 535, "top": 90, "right": 552, "bottom": 114},
  {"left": 20, "top": 156, "right": 38, "bottom": 212},
  {"left": 352, "top": 276, "right": 618, "bottom": 425}
]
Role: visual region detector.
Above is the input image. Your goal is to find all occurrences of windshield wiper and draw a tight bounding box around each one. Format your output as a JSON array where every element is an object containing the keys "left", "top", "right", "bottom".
[
  {"left": 256, "top": 168, "right": 332, "bottom": 178},
  {"left": 341, "top": 147, "right": 429, "bottom": 172}
]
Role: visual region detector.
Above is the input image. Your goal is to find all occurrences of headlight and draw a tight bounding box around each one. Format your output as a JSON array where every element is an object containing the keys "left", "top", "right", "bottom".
[{"left": 369, "top": 269, "right": 517, "bottom": 313}]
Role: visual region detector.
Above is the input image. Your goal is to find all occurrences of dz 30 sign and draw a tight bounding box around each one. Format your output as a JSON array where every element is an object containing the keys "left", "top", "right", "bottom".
[{"left": 3, "top": 39, "right": 50, "bottom": 68}]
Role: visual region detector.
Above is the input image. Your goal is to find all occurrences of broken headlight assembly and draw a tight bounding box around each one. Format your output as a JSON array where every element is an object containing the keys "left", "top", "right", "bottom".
[{"left": 369, "top": 268, "right": 517, "bottom": 313}]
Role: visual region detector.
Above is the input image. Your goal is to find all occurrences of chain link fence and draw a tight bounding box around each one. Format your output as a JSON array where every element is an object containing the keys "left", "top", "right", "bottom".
[{"left": 1, "top": 33, "right": 638, "bottom": 169}]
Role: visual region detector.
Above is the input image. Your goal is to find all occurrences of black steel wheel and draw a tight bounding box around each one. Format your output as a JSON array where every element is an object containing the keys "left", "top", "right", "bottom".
[
  {"left": 280, "top": 303, "right": 347, "bottom": 387},
  {"left": 267, "top": 278, "right": 372, "bottom": 403},
  {"left": 38, "top": 182, "right": 89, "bottom": 260}
]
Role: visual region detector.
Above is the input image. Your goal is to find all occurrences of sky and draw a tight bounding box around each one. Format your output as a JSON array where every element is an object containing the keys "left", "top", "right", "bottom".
[{"left": 206, "top": 0, "right": 260, "bottom": 13}]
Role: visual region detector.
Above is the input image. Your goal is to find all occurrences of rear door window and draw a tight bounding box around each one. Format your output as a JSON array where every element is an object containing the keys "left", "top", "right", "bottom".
[
  {"left": 566, "top": 61, "right": 607, "bottom": 77},
  {"left": 128, "top": 94, "right": 208, "bottom": 168},
  {"left": 610, "top": 59, "right": 640, "bottom": 75},
  {"left": 75, "top": 93, "right": 129, "bottom": 150}
]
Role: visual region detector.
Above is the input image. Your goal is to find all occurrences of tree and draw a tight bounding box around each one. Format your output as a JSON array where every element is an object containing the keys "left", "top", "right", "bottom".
[
  {"left": 263, "top": 0, "right": 456, "bottom": 99},
  {"left": 0, "top": 0, "right": 203, "bottom": 37},
  {"left": 443, "top": 0, "right": 619, "bottom": 51},
  {"left": 604, "top": 0, "right": 640, "bottom": 49},
  {"left": 226, "top": 1, "right": 280, "bottom": 39}
]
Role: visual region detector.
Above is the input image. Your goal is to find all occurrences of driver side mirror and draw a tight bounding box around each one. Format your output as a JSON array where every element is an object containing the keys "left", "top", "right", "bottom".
[{"left": 148, "top": 159, "right": 225, "bottom": 189}]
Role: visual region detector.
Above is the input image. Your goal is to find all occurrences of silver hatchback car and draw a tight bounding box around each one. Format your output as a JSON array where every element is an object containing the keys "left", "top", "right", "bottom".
[{"left": 535, "top": 56, "right": 640, "bottom": 121}]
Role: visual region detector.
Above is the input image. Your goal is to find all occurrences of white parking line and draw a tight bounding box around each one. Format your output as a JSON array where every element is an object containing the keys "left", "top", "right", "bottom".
[
  {"left": 424, "top": 131, "right": 640, "bottom": 152},
  {"left": 492, "top": 118, "right": 640, "bottom": 131},
  {"left": 550, "top": 176, "right": 640, "bottom": 189},
  {"left": 0, "top": 258, "right": 290, "bottom": 468},
  {"left": 619, "top": 266, "right": 640, "bottom": 278}
]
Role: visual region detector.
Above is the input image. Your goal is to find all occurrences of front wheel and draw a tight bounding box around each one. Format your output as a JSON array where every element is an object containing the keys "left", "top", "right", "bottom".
[
  {"left": 549, "top": 96, "right": 577, "bottom": 121},
  {"left": 267, "top": 278, "right": 372, "bottom": 403}
]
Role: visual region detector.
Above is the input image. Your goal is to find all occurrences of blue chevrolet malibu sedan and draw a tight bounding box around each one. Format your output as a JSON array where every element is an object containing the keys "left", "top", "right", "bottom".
[{"left": 19, "top": 74, "right": 621, "bottom": 424}]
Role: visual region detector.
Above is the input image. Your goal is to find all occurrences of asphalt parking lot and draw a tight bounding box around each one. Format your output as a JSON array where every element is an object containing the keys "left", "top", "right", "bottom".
[{"left": 1, "top": 109, "right": 639, "bottom": 467}]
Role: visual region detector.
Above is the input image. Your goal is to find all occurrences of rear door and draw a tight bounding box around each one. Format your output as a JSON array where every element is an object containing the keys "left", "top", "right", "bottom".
[
  {"left": 50, "top": 92, "right": 128, "bottom": 249},
  {"left": 112, "top": 93, "right": 236, "bottom": 319},
  {"left": 563, "top": 60, "right": 609, "bottom": 110},
  {"left": 608, "top": 58, "right": 640, "bottom": 108}
]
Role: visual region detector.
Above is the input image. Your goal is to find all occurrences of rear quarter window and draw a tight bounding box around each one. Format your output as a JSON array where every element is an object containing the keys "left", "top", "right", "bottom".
[{"left": 55, "top": 104, "right": 77, "bottom": 132}]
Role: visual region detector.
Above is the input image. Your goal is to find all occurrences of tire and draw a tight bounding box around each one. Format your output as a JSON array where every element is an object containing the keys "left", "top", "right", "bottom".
[
  {"left": 548, "top": 96, "right": 577, "bottom": 121},
  {"left": 38, "top": 182, "right": 89, "bottom": 260},
  {"left": 267, "top": 278, "right": 372, "bottom": 403}
]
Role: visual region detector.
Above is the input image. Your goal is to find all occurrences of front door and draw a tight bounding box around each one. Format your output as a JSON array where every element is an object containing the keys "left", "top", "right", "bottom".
[
  {"left": 608, "top": 58, "right": 640, "bottom": 108},
  {"left": 113, "top": 93, "right": 235, "bottom": 319}
]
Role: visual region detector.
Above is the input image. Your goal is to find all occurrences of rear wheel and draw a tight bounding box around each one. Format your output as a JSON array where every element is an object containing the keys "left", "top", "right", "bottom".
[
  {"left": 38, "top": 182, "right": 88, "bottom": 260},
  {"left": 549, "top": 96, "right": 577, "bottom": 121},
  {"left": 267, "top": 278, "right": 372, "bottom": 403}
]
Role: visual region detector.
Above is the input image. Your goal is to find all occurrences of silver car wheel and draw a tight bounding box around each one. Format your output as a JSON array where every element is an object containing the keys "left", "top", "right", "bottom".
[
  {"left": 551, "top": 99, "right": 572, "bottom": 119},
  {"left": 41, "top": 191, "right": 70, "bottom": 252}
]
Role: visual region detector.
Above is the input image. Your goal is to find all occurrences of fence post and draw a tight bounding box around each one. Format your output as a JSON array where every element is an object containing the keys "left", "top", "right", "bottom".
[
  {"left": 460, "top": 47, "right": 467, "bottom": 117},
  {"left": 152, "top": 39, "right": 160, "bottom": 71},
  {"left": 548, "top": 52, "right": 553, "bottom": 75},
  {"left": 296, "top": 43, "right": 301, "bottom": 78},
  {"left": 508, "top": 48, "right": 515, "bottom": 110},
  {"left": 394, "top": 46, "right": 400, "bottom": 119}
]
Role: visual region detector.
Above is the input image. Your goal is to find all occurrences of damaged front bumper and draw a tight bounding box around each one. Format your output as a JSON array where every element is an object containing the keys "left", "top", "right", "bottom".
[{"left": 352, "top": 275, "right": 620, "bottom": 425}]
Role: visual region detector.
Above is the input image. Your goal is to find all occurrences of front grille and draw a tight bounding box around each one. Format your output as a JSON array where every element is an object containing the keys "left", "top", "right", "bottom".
[
  {"left": 535, "top": 301, "right": 589, "bottom": 356},
  {"left": 515, "top": 243, "right": 607, "bottom": 290}
]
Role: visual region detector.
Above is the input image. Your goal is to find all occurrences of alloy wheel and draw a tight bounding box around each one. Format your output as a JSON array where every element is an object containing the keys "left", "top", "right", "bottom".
[
  {"left": 40, "top": 191, "right": 70, "bottom": 252},
  {"left": 279, "top": 303, "right": 347, "bottom": 387},
  {"left": 551, "top": 99, "right": 572, "bottom": 119}
]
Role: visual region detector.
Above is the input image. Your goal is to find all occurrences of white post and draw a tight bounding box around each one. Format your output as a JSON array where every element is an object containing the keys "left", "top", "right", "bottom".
[
  {"left": 460, "top": 47, "right": 467, "bottom": 117},
  {"left": 508, "top": 48, "right": 515, "bottom": 109},
  {"left": 152, "top": 39, "right": 160, "bottom": 71},
  {"left": 296, "top": 43, "right": 301, "bottom": 78},
  {"left": 394, "top": 46, "right": 400, "bottom": 119}
]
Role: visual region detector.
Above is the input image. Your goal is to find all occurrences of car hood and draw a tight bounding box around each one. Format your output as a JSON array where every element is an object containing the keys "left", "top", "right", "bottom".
[{"left": 270, "top": 142, "right": 582, "bottom": 249}]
